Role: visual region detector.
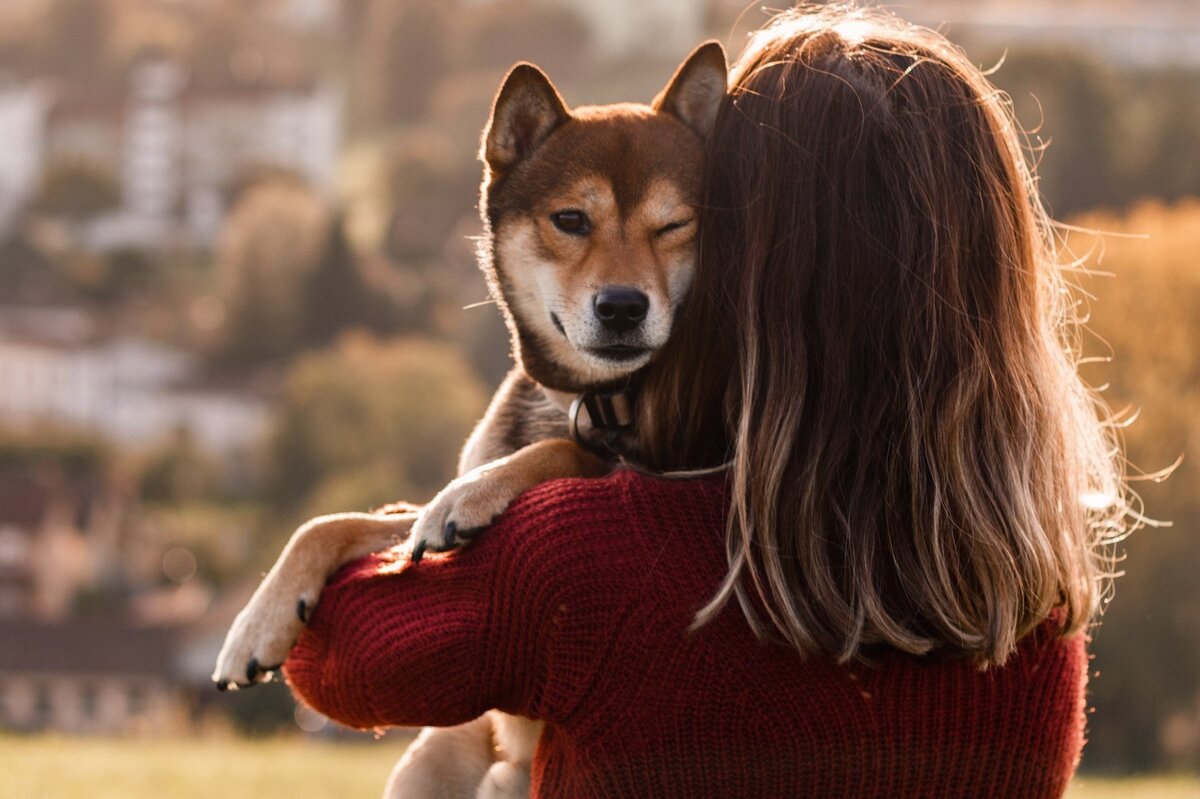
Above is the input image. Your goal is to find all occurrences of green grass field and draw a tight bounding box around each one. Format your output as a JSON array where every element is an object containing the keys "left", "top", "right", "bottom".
[{"left": 1, "top": 734, "right": 1197, "bottom": 798}]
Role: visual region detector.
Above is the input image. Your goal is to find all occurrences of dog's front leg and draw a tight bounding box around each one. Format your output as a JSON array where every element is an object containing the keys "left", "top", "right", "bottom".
[
  {"left": 213, "top": 511, "right": 416, "bottom": 689},
  {"left": 409, "top": 438, "right": 609, "bottom": 560}
]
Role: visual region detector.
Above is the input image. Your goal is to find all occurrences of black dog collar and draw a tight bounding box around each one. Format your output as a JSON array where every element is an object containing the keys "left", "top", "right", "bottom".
[{"left": 569, "top": 384, "right": 638, "bottom": 458}]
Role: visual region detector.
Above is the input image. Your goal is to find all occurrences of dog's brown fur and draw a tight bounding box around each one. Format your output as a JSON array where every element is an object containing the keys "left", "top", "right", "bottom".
[{"left": 214, "top": 43, "right": 726, "bottom": 799}]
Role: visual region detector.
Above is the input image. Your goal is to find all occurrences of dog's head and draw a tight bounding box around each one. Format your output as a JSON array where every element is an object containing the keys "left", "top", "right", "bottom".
[{"left": 478, "top": 43, "right": 726, "bottom": 393}]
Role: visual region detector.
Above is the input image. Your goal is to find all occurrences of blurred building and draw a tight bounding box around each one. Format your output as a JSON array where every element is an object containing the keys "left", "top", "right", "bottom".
[
  {"left": 0, "top": 468, "right": 181, "bottom": 734},
  {"left": 0, "top": 485, "right": 255, "bottom": 735},
  {"left": 0, "top": 79, "right": 51, "bottom": 235},
  {"left": 0, "top": 617, "right": 180, "bottom": 734},
  {"left": 896, "top": 0, "right": 1200, "bottom": 65},
  {"left": 0, "top": 454, "right": 228, "bottom": 735},
  {"left": 45, "top": 55, "right": 342, "bottom": 250},
  {"left": 0, "top": 471, "right": 124, "bottom": 621},
  {"left": 0, "top": 306, "right": 269, "bottom": 463},
  {"left": 563, "top": 0, "right": 706, "bottom": 56},
  {"left": 268, "top": 0, "right": 340, "bottom": 29}
]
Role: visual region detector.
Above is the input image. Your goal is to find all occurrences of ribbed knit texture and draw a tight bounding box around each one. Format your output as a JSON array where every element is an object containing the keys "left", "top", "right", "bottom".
[{"left": 284, "top": 469, "right": 1088, "bottom": 798}]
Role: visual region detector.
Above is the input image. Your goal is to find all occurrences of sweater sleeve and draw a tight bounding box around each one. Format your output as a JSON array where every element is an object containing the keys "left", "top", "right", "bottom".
[
  {"left": 282, "top": 554, "right": 506, "bottom": 729},
  {"left": 282, "top": 476, "right": 640, "bottom": 730}
]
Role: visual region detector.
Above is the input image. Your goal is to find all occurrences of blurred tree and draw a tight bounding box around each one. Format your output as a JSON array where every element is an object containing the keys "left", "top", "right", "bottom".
[
  {"left": 447, "top": 0, "right": 590, "bottom": 80},
  {"left": 384, "top": 133, "right": 479, "bottom": 262},
  {"left": 139, "top": 501, "right": 264, "bottom": 587},
  {"left": 139, "top": 430, "right": 221, "bottom": 505},
  {"left": 214, "top": 176, "right": 330, "bottom": 365},
  {"left": 38, "top": 0, "right": 114, "bottom": 78},
  {"left": 81, "top": 247, "right": 159, "bottom": 305},
  {"left": 36, "top": 160, "right": 121, "bottom": 224},
  {"left": 1122, "top": 70, "right": 1200, "bottom": 206},
  {"left": 988, "top": 48, "right": 1125, "bottom": 216},
  {"left": 451, "top": 300, "right": 514, "bottom": 389},
  {"left": 432, "top": 214, "right": 514, "bottom": 387},
  {"left": 300, "top": 210, "right": 385, "bottom": 348},
  {"left": 106, "top": 246, "right": 156, "bottom": 290},
  {"left": 967, "top": 47, "right": 1200, "bottom": 217},
  {"left": 0, "top": 231, "right": 75, "bottom": 305},
  {"left": 1066, "top": 201, "right": 1200, "bottom": 773},
  {"left": 188, "top": 0, "right": 248, "bottom": 86},
  {"left": 0, "top": 426, "right": 109, "bottom": 479},
  {"left": 356, "top": 0, "right": 451, "bottom": 129},
  {"left": 267, "top": 333, "right": 489, "bottom": 519}
]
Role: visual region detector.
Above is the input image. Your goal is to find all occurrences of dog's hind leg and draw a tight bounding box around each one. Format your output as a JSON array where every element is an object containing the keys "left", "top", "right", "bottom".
[
  {"left": 474, "top": 711, "right": 539, "bottom": 799},
  {"left": 476, "top": 761, "right": 531, "bottom": 799},
  {"left": 384, "top": 716, "right": 498, "bottom": 799}
]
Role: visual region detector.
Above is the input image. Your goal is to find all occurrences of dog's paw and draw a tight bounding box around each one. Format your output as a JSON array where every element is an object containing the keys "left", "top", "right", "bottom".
[
  {"left": 409, "top": 469, "right": 517, "bottom": 563},
  {"left": 212, "top": 582, "right": 318, "bottom": 691}
]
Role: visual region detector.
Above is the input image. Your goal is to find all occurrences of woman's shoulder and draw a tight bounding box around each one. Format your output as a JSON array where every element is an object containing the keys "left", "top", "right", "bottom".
[
  {"left": 489, "top": 468, "right": 730, "bottom": 558},
  {"left": 455, "top": 468, "right": 731, "bottom": 617},
  {"left": 496, "top": 467, "right": 726, "bottom": 531}
]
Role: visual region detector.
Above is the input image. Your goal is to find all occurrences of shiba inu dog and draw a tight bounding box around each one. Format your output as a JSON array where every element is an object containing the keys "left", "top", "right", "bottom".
[{"left": 214, "top": 41, "right": 727, "bottom": 799}]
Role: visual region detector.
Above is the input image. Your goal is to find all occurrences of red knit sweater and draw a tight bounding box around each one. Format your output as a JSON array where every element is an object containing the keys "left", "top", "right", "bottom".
[{"left": 284, "top": 469, "right": 1087, "bottom": 798}]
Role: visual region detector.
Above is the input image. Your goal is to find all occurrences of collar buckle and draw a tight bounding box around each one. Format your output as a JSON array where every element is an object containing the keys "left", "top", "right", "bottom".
[{"left": 569, "top": 384, "right": 638, "bottom": 458}]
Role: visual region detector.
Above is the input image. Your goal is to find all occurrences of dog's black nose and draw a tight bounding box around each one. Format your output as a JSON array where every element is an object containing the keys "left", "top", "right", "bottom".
[{"left": 594, "top": 286, "right": 649, "bottom": 333}]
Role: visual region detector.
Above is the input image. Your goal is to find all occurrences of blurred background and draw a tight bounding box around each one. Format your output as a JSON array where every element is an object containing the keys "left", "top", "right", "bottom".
[{"left": 0, "top": 0, "right": 1196, "bottom": 795}]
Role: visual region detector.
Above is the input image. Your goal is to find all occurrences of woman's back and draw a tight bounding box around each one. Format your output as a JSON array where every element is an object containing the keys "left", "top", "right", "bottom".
[{"left": 286, "top": 470, "right": 1086, "bottom": 798}]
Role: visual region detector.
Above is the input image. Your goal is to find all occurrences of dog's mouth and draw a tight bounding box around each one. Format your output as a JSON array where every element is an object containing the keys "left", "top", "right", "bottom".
[
  {"left": 586, "top": 345, "right": 650, "bottom": 363},
  {"left": 550, "top": 311, "right": 656, "bottom": 368}
]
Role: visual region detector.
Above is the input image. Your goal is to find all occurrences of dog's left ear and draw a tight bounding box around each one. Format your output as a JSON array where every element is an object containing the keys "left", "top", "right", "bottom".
[{"left": 653, "top": 41, "right": 727, "bottom": 139}]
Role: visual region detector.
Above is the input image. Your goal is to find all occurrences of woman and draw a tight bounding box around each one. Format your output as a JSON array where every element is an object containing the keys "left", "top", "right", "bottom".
[{"left": 284, "top": 6, "right": 1127, "bottom": 797}]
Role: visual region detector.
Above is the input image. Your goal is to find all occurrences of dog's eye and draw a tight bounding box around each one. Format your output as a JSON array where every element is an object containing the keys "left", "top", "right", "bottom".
[
  {"left": 656, "top": 219, "right": 693, "bottom": 237},
  {"left": 550, "top": 210, "right": 592, "bottom": 235}
]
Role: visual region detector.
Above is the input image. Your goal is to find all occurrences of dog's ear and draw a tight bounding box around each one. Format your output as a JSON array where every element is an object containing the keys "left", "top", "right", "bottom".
[
  {"left": 483, "top": 63, "right": 570, "bottom": 173},
  {"left": 653, "top": 41, "right": 727, "bottom": 139}
]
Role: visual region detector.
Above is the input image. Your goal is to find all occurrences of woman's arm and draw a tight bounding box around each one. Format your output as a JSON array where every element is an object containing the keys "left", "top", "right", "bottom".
[
  {"left": 283, "top": 540, "right": 537, "bottom": 729},
  {"left": 282, "top": 474, "right": 647, "bottom": 730}
]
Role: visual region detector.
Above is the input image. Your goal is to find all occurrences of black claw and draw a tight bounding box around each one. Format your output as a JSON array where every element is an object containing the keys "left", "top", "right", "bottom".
[
  {"left": 411, "top": 538, "right": 427, "bottom": 564},
  {"left": 457, "top": 526, "right": 485, "bottom": 540},
  {"left": 246, "top": 657, "right": 261, "bottom": 683},
  {"left": 297, "top": 599, "right": 309, "bottom": 624},
  {"left": 443, "top": 521, "right": 458, "bottom": 548},
  {"left": 216, "top": 679, "right": 229, "bottom": 692}
]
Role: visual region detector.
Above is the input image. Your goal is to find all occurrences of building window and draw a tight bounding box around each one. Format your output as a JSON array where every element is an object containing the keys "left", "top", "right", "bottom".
[
  {"left": 127, "top": 685, "right": 144, "bottom": 717},
  {"left": 33, "top": 683, "right": 51, "bottom": 728},
  {"left": 0, "top": 525, "right": 27, "bottom": 568},
  {"left": 80, "top": 683, "right": 97, "bottom": 722}
]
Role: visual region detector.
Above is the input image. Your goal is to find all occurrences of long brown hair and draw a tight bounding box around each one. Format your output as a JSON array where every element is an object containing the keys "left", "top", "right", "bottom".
[{"left": 639, "top": 5, "right": 1129, "bottom": 665}]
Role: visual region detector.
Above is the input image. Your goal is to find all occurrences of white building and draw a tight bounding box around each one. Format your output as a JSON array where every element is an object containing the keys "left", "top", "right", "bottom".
[
  {"left": 180, "top": 75, "right": 342, "bottom": 243},
  {"left": 0, "top": 307, "right": 269, "bottom": 462},
  {"left": 896, "top": 1, "right": 1200, "bottom": 66},
  {"left": 0, "top": 422, "right": 218, "bottom": 736},
  {"left": 0, "top": 470, "right": 120, "bottom": 621},
  {"left": 123, "top": 60, "right": 186, "bottom": 226},
  {"left": 269, "top": 0, "right": 341, "bottom": 30},
  {"left": 0, "top": 79, "right": 50, "bottom": 234},
  {"left": 45, "top": 56, "right": 342, "bottom": 250},
  {"left": 562, "top": 0, "right": 706, "bottom": 57},
  {"left": 0, "top": 618, "right": 180, "bottom": 734}
]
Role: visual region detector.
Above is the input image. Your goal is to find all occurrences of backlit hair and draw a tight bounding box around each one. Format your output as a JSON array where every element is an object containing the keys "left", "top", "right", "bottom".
[{"left": 639, "top": 5, "right": 1129, "bottom": 665}]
